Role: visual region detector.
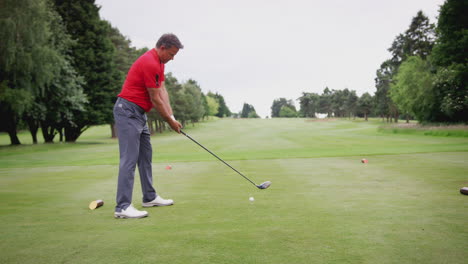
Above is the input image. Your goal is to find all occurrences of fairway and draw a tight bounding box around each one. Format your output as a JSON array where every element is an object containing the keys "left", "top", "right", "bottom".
[{"left": 1, "top": 119, "right": 467, "bottom": 264}]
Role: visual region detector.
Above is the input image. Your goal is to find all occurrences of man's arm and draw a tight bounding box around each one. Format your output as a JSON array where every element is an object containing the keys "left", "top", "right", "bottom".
[{"left": 147, "top": 82, "right": 182, "bottom": 133}]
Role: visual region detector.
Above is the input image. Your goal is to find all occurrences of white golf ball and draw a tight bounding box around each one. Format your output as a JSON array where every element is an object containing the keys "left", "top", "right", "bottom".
[{"left": 249, "top": 197, "right": 254, "bottom": 202}]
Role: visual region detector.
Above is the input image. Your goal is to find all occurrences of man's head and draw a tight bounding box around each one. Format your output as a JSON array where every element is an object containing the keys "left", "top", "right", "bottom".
[{"left": 156, "top": 33, "right": 184, "bottom": 64}]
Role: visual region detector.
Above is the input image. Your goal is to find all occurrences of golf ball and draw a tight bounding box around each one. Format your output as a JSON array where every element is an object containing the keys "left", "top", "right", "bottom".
[{"left": 249, "top": 197, "right": 254, "bottom": 202}]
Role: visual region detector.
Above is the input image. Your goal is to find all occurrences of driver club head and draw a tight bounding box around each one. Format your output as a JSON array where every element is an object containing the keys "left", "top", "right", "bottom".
[{"left": 256, "top": 181, "right": 271, "bottom": 189}]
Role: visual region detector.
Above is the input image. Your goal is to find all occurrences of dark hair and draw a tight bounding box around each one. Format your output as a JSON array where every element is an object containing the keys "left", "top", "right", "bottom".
[{"left": 156, "top": 33, "right": 184, "bottom": 49}]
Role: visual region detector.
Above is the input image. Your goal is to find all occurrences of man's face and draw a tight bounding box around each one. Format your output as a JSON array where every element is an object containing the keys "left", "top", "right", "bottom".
[{"left": 158, "top": 46, "right": 179, "bottom": 64}]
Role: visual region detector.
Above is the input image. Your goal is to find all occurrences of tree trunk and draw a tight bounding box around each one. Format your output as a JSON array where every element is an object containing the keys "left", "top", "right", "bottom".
[
  {"left": 59, "top": 129, "right": 63, "bottom": 142},
  {"left": 365, "top": 113, "right": 368, "bottom": 121},
  {"left": 41, "top": 122, "right": 56, "bottom": 143},
  {"left": 157, "top": 120, "right": 164, "bottom": 133},
  {"left": 26, "top": 119, "right": 39, "bottom": 144},
  {"left": 148, "top": 120, "right": 154, "bottom": 135},
  {"left": 3, "top": 113, "right": 21, "bottom": 145},
  {"left": 110, "top": 123, "right": 117, "bottom": 138},
  {"left": 7, "top": 130, "right": 21, "bottom": 145},
  {"left": 393, "top": 109, "right": 399, "bottom": 123},
  {"left": 64, "top": 125, "right": 83, "bottom": 142}
]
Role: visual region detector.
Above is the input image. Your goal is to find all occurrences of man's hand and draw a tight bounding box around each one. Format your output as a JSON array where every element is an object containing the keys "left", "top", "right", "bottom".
[{"left": 167, "top": 115, "right": 182, "bottom": 133}]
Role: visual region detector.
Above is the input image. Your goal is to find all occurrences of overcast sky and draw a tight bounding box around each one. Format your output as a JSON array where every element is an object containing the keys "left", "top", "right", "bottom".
[{"left": 96, "top": 0, "right": 444, "bottom": 118}]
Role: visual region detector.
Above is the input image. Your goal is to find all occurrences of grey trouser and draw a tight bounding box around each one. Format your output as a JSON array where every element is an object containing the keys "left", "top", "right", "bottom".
[{"left": 114, "top": 97, "right": 157, "bottom": 212}]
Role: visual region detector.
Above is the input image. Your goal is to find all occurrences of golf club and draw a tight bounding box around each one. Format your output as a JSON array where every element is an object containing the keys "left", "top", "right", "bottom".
[{"left": 180, "top": 130, "right": 271, "bottom": 190}]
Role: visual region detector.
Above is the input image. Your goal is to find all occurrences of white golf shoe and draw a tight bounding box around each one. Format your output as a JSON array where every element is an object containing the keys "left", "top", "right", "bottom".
[
  {"left": 142, "top": 196, "right": 174, "bottom": 207},
  {"left": 114, "top": 204, "right": 148, "bottom": 219}
]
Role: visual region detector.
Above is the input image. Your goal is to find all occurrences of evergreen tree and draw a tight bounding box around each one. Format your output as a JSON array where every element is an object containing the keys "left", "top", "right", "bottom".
[
  {"left": 376, "top": 11, "right": 435, "bottom": 123},
  {"left": 298, "top": 92, "right": 319, "bottom": 118},
  {"left": 318, "top": 87, "right": 332, "bottom": 117},
  {"left": 207, "top": 92, "right": 231, "bottom": 117},
  {"left": 357, "top": 92, "right": 373, "bottom": 121},
  {"left": 241, "top": 103, "right": 259, "bottom": 118},
  {"left": 431, "top": 0, "right": 468, "bottom": 122},
  {"left": 54, "top": 0, "right": 116, "bottom": 141},
  {"left": 374, "top": 60, "right": 399, "bottom": 122},
  {"left": 271, "top": 98, "right": 295, "bottom": 117},
  {"left": 389, "top": 11, "right": 435, "bottom": 65},
  {"left": 345, "top": 90, "right": 359, "bottom": 119}
]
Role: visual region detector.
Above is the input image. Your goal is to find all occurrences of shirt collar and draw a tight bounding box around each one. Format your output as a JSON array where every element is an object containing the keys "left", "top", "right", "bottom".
[{"left": 151, "top": 48, "right": 162, "bottom": 64}]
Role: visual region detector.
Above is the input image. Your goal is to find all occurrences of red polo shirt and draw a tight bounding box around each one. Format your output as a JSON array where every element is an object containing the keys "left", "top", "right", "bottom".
[{"left": 118, "top": 48, "right": 165, "bottom": 112}]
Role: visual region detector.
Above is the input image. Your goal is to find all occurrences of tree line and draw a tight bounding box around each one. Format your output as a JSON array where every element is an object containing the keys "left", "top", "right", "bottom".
[
  {"left": 267, "top": 0, "right": 466, "bottom": 123},
  {"left": 270, "top": 89, "right": 372, "bottom": 120},
  {"left": 146, "top": 74, "right": 231, "bottom": 134},
  {"left": 1, "top": 1, "right": 465, "bottom": 145},
  {"left": 373, "top": 0, "right": 466, "bottom": 123},
  {"left": 0, "top": 0, "right": 230, "bottom": 145}
]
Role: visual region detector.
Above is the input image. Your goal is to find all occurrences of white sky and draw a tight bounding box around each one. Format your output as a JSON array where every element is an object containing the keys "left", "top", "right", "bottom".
[{"left": 96, "top": 0, "right": 444, "bottom": 118}]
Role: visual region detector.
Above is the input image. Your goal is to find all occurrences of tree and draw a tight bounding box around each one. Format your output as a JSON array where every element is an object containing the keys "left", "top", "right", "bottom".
[
  {"left": 215, "top": 93, "right": 231, "bottom": 117},
  {"left": 375, "top": 11, "right": 435, "bottom": 123},
  {"left": 0, "top": 0, "right": 70, "bottom": 144},
  {"left": 30, "top": 2, "right": 86, "bottom": 143},
  {"left": 390, "top": 56, "right": 440, "bottom": 123},
  {"left": 279, "top": 105, "right": 297, "bottom": 118},
  {"left": 389, "top": 11, "right": 435, "bottom": 65},
  {"left": 318, "top": 87, "right": 333, "bottom": 117},
  {"left": 357, "top": 92, "right": 373, "bottom": 121},
  {"left": 434, "top": 64, "right": 467, "bottom": 122},
  {"left": 374, "top": 60, "right": 398, "bottom": 122},
  {"left": 39, "top": 62, "right": 87, "bottom": 142},
  {"left": 431, "top": 0, "right": 468, "bottom": 122},
  {"left": 330, "top": 89, "right": 351, "bottom": 117},
  {"left": 298, "top": 92, "right": 319, "bottom": 118},
  {"left": 271, "top": 98, "right": 295, "bottom": 117},
  {"left": 344, "top": 90, "right": 359, "bottom": 119},
  {"left": 207, "top": 92, "right": 231, "bottom": 117},
  {"left": 149, "top": 74, "right": 207, "bottom": 131},
  {"left": 248, "top": 111, "right": 260, "bottom": 118},
  {"left": 183, "top": 79, "right": 205, "bottom": 124},
  {"left": 54, "top": 0, "right": 116, "bottom": 142},
  {"left": 241, "top": 103, "right": 259, "bottom": 118},
  {"left": 432, "top": 0, "right": 468, "bottom": 67},
  {"left": 205, "top": 95, "right": 219, "bottom": 116}
]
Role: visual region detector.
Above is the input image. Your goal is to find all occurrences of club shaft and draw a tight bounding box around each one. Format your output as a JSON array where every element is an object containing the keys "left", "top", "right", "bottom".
[{"left": 180, "top": 130, "right": 257, "bottom": 186}]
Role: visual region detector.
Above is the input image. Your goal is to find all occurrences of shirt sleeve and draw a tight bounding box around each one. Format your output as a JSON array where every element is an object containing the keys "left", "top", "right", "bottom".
[{"left": 142, "top": 63, "right": 163, "bottom": 88}]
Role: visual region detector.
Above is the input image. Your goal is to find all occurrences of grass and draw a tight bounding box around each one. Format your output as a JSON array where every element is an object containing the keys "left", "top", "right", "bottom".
[
  {"left": 378, "top": 122, "right": 468, "bottom": 137},
  {"left": 0, "top": 118, "right": 467, "bottom": 263}
]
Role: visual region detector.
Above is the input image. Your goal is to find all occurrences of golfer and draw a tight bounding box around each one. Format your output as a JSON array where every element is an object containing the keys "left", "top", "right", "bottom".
[{"left": 113, "top": 33, "right": 183, "bottom": 218}]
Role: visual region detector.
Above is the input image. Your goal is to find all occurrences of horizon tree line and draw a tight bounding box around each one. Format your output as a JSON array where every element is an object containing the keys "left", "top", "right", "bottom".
[
  {"left": 1, "top": 0, "right": 465, "bottom": 146},
  {"left": 268, "top": 1, "right": 466, "bottom": 123}
]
